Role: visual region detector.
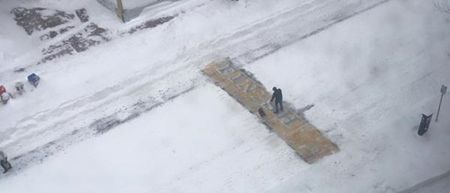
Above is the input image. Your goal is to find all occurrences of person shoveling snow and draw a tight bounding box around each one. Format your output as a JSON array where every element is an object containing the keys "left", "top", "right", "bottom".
[{"left": 270, "top": 87, "right": 283, "bottom": 113}]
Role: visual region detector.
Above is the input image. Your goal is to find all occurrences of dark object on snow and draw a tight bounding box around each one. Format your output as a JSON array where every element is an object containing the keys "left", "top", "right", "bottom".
[
  {"left": 40, "top": 25, "right": 75, "bottom": 41},
  {"left": 76, "top": 8, "right": 89, "bottom": 23},
  {"left": 270, "top": 87, "right": 283, "bottom": 113},
  {"left": 15, "top": 82, "right": 25, "bottom": 95},
  {"left": 11, "top": 7, "right": 75, "bottom": 35},
  {"left": 1, "top": 93, "right": 10, "bottom": 104},
  {"left": 128, "top": 16, "right": 174, "bottom": 34},
  {"left": 258, "top": 107, "right": 266, "bottom": 117},
  {"left": 418, "top": 114, "right": 433, "bottom": 136},
  {"left": 14, "top": 67, "right": 26, "bottom": 73},
  {"left": 0, "top": 85, "right": 6, "bottom": 95},
  {"left": 0, "top": 151, "right": 12, "bottom": 174},
  {"left": 39, "top": 23, "right": 110, "bottom": 64},
  {"left": 27, "top": 73, "right": 40, "bottom": 87}
]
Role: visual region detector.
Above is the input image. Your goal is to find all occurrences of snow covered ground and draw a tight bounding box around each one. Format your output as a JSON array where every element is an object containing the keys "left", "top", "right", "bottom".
[
  {"left": 98, "top": 0, "right": 167, "bottom": 10},
  {"left": 246, "top": 0, "right": 450, "bottom": 192},
  {"left": 0, "top": 0, "right": 385, "bottom": 162},
  {"left": 122, "top": 0, "right": 163, "bottom": 9},
  {"left": 400, "top": 170, "right": 450, "bottom": 193},
  {"left": 0, "top": 84, "right": 306, "bottom": 193},
  {"left": 0, "top": 0, "right": 449, "bottom": 192}
]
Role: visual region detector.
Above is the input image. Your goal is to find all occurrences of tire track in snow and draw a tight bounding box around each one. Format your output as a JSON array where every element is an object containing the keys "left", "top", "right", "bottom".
[
  {"left": 1, "top": 0, "right": 332, "bottom": 150},
  {"left": 0, "top": 72, "right": 200, "bottom": 178},
  {"left": 0, "top": 0, "right": 391, "bottom": 178},
  {"left": 233, "top": 0, "right": 391, "bottom": 64},
  {"left": 4, "top": 0, "right": 389, "bottom": 141},
  {"left": 1, "top": 64, "right": 202, "bottom": 156}
]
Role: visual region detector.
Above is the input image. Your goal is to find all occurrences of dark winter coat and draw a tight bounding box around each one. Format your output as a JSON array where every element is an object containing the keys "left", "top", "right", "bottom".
[
  {"left": 271, "top": 88, "right": 283, "bottom": 102},
  {"left": 0, "top": 151, "right": 5, "bottom": 161}
]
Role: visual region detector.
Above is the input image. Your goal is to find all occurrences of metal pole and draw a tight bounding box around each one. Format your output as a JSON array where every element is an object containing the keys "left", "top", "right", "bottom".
[
  {"left": 436, "top": 85, "right": 447, "bottom": 122},
  {"left": 116, "top": 0, "right": 125, "bottom": 22},
  {"left": 436, "top": 93, "right": 444, "bottom": 122}
]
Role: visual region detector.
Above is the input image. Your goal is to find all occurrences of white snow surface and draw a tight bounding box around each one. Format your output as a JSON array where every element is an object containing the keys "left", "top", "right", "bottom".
[
  {"left": 122, "top": 0, "right": 162, "bottom": 9},
  {"left": 0, "top": 84, "right": 305, "bottom": 193},
  {"left": 100, "top": 0, "right": 166, "bottom": 9},
  {"left": 0, "top": 0, "right": 449, "bottom": 192},
  {"left": 246, "top": 0, "right": 450, "bottom": 192}
]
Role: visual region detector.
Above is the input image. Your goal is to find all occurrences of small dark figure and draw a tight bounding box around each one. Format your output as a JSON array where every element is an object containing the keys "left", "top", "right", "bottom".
[
  {"left": 270, "top": 87, "right": 283, "bottom": 113},
  {"left": 0, "top": 151, "right": 12, "bottom": 173},
  {"left": 1, "top": 93, "right": 10, "bottom": 104},
  {"left": 418, "top": 114, "right": 433, "bottom": 136},
  {"left": 27, "top": 73, "right": 40, "bottom": 87},
  {"left": 15, "top": 82, "right": 25, "bottom": 95},
  {"left": 258, "top": 107, "right": 266, "bottom": 117}
]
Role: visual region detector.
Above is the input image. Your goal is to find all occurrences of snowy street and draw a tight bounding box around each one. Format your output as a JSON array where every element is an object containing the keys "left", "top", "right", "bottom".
[
  {"left": 0, "top": 0, "right": 449, "bottom": 192},
  {"left": 0, "top": 0, "right": 386, "bottom": 168}
]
